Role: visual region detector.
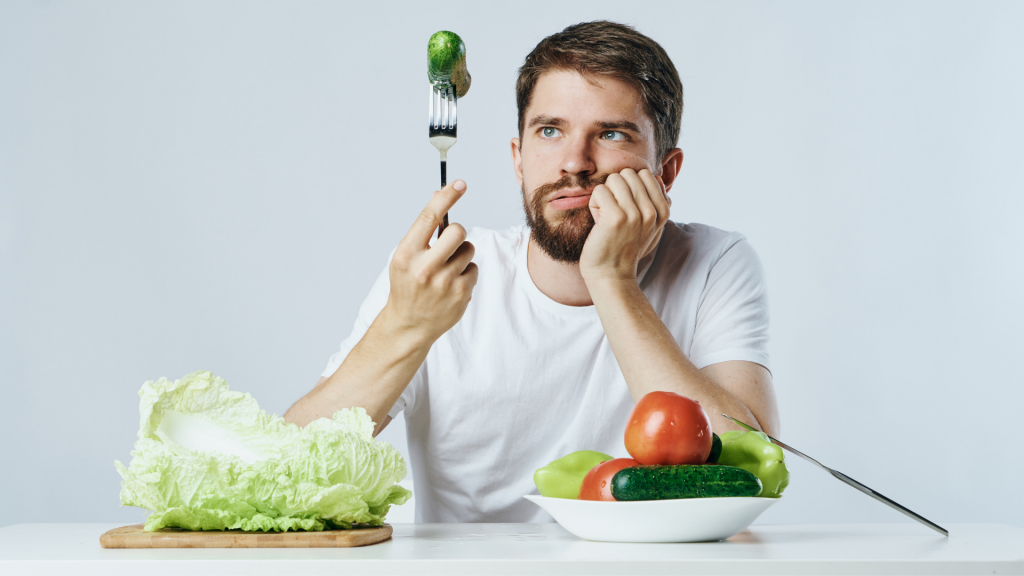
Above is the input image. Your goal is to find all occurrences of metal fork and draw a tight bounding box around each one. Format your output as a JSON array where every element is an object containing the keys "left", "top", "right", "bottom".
[{"left": 428, "top": 82, "right": 457, "bottom": 238}]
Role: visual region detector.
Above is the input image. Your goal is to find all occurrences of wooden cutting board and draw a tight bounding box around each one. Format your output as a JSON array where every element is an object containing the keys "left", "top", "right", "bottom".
[{"left": 99, "top": 523, "right": 392, "bottom": 548}]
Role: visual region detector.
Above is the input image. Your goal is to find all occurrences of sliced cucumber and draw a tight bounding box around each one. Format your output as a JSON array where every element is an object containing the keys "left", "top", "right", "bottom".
[{"left": 428, "top": 30, "right": 471, "bottom": 98}]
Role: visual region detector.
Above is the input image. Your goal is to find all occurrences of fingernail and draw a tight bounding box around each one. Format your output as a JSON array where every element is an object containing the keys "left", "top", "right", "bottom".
[{"left": 453, "top": 180, "right": 466, "bottom": 191}]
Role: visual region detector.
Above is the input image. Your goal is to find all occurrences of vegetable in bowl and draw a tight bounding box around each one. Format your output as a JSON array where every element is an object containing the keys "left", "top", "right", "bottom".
[
  {"left": 531, "top": 390, "right": 789, "bottom": 502},
  {"left": 533, "top": 450, "right": 613, "bottom": 499},
  {"left": 115, "top": 371, "right": 410, "bottom": 532},
  {"left": 611, "top": 464, "right": 762, "bottom": 501},
  {"left": 717, "top": 430, "right": 790, "bottom": 498}
]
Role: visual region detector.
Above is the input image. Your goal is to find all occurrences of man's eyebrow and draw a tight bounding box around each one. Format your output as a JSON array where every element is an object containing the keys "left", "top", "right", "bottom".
[
  {"left": 527, "top": 115, "right": 566, "bottom": 129},
  {"left": 596, "top": 120, "right": 642, "bottom": 133},
  {"left": 526, "top": 116, "right": 643, "bottom": 134}
]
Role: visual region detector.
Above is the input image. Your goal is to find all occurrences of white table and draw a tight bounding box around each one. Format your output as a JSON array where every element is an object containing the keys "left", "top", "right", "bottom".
[{"left": 1, "top": 522, "right": 1022, "bottom": 575}]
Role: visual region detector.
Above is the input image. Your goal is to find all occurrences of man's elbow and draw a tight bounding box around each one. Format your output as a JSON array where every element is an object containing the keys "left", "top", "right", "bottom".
[
  {"left": 753, "top": 408, "right": 780, "bottom": 438},
  {"left": 282, "top": 408, "right": 299, "bottom": 427},
  {"left": 283, "top": 402, "right": 309, "bottom": 427}
]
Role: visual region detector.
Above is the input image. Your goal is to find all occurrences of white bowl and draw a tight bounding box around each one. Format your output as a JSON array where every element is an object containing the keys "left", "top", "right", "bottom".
[{"left": 524, "top": 494, "right": 779, "bottom": 543}]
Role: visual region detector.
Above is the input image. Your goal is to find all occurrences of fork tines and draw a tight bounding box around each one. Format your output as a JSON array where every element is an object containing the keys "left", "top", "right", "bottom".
[
  {"left": 429, "top": 82, "right": 457, "bottom": 138},
  {"left": 428, "top": 82, "right": 457, "bottom": 239}
]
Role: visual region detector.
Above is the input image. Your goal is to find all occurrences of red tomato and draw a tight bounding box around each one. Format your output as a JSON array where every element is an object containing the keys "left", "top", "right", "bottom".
[
  {"left": 579, "top": 458, "right": 639, "bottom": 501},
  {"left": 624, "top": 391, "right": 712, "bottom": 465}
]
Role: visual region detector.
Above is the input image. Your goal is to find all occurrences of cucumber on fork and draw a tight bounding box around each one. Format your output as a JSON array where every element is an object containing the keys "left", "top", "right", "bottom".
[
  {"left": 427, "top": 31, "right": 469, "bottom": 238},
  {"left": 428, "top": 31, "right": 471, "bottom": 98}
]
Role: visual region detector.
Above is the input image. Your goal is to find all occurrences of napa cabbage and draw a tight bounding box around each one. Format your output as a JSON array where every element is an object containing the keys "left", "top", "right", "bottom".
[{"left": 115, "top": 371, "right": 410, "bottom": 531}]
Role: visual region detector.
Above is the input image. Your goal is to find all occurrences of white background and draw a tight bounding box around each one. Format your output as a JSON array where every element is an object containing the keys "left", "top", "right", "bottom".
[{"left": 2, "top": 1, "right": 1022, "bottom": 529}]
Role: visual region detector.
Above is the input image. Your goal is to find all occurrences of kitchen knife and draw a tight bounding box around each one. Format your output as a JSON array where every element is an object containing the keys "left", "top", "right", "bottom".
[{"left": 720, "top": 414, "right": 948, "bottom": 537}]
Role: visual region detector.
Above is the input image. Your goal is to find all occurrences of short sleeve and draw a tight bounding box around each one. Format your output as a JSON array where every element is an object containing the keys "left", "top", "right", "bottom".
[
  {"left": 320, "top": 251, "right": 422, "bottom": 418},
  {"left": 688, "top": 236, "right": 771, "bottom": 373}
]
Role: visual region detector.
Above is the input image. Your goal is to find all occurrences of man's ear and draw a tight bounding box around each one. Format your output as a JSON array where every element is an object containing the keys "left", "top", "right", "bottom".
[
  {"left": 511, "top": 137, "right": 524, "bottom": 188},
  {"left": 659, "top": 148, "right": 683, "bottom": 193}
]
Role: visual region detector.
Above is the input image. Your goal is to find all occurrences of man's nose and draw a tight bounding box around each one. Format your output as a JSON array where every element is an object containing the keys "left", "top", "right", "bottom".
[{"left": 559, "top": 133, "right": 597, "bottom": 178}]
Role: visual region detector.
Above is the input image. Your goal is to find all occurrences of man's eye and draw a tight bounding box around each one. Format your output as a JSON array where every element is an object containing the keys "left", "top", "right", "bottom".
[
  {"left": 541, "top": 127, "right": 561, "bottom": 138},
  {"left": 601, "top": 130, "right": 626, "bottom": 141}
]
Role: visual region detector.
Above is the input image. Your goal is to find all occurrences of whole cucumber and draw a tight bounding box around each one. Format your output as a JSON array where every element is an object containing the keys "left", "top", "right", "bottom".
[{"left": 611, "top": 465, "right": 763, "bottom": 501}]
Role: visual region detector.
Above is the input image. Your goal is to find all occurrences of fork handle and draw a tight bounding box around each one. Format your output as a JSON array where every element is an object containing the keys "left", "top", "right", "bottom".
[{"left": 438, "top": 160, "right": 448, "bottom": 238}]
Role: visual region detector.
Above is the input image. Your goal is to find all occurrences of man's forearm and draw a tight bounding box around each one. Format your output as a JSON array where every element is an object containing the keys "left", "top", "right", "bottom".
[
  {"left": 286, "top": 180, "right": 477, "bottom": 429},
  {"left": 284, "top": 309, "right": 433, "bottom": 428},
  {"left": 588, "top": 277, "right": 769, "bottom": 434}
]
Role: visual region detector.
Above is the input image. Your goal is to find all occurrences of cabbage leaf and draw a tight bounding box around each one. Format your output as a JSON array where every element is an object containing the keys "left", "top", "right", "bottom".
[{"left": 114, "top": 371, "right": 410, "bottom": 531}]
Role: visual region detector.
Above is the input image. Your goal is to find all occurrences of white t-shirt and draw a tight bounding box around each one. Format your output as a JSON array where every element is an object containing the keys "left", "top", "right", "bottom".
[{"left": 322, "top": 221, "right": 770, "bottom": 523}]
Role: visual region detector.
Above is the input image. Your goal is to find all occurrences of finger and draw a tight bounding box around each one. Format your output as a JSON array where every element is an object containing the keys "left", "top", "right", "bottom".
[
  {"left": 445, "top": 240, "right": 476, "bottom": 275},
  {"left": 603, "top": 173, "right": 641, "bottom": 222},
  {"left": 457, "top": 262, "right": 480, "bottom": 297},
  {"left": 588, "top": 183, "right": 625, "bottom": 223},
  {"left": 639, "top": 169, "right": 670, "bottom": 224},
  {"left": 400, "top": 180, "right": 467, "bottom": 252},
  {"left": 427, "top": 222, "right": 468, "bottom": 268},
  {"left": 654, "top": 173, "right": 673, "bottom": 209},
  {"left": 620, "top": 169, "right": 659, "bottom": 225}
]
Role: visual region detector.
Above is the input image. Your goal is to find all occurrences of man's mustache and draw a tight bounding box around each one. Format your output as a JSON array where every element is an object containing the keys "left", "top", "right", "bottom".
[{"left": 532, "top": 173, "right": 610, "bottom": 200}]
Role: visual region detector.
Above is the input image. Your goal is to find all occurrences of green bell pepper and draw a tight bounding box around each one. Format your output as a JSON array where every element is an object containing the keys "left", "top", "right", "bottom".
[
  {"left": 717, "top": 430, "right": 790, "bottom": 498},
  {"left": 533, "top": 450, "right": 614, "bottom": 499}
]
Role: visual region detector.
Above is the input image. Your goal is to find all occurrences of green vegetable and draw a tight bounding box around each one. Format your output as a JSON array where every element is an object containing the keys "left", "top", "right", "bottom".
[
  {"left": 611, "top": 465, "right": 762, "bottom": 501},
  {"left": 114, "top": 371, "right": 411, "bottom": 532},
  {"left": 706, "top": 433, "right": 723, "bottom": 464},
  {"left": 533, "top": 450, "right": 613, "bottom": 499},
  {"left": 717, "top": 430, "right": 790, "bottom": 498},
  {"left": 428, "top": 30, "right": 471, "bottom": 98}
]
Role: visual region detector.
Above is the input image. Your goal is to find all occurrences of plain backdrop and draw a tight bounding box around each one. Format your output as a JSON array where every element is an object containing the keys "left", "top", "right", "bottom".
[{"left": 2, "top": 0, "right": 1023, "bottom": 529}]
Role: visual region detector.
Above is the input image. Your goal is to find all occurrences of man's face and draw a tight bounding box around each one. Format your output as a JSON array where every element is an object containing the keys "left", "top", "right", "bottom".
[{"left": 512, "top": 70, "right": 660, "bottom": 263}]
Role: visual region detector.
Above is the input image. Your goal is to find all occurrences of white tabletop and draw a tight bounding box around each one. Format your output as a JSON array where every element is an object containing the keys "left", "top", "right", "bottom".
[{"left": 1, "top": 522, "right": 1022, "bottom": 575}]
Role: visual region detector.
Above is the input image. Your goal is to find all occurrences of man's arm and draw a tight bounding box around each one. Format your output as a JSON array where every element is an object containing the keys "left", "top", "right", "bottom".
[
  {"left": 284, "top": 180, "right": 478, "bottom": 429},
  {"left": 284, "top": 313, "right": 435, "bottom": 431},
  {"left": 582, "top": 168, "right": 779, "bottom": 436},
  {"left": 588, "top": 277, "right": 779, "bottom": 436},
  {"left": 300, "top": 378, "right": 394, "bottom": 436}
]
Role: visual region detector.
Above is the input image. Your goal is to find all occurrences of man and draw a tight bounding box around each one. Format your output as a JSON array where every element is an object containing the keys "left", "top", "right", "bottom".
[{"left": 284, "top": 21, "right": 779, "bottom": 523}]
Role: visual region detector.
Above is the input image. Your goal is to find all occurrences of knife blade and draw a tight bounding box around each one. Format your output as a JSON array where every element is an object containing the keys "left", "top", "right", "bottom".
[{"left": 720, "top": 414, "right": 948, "bottom": 537}]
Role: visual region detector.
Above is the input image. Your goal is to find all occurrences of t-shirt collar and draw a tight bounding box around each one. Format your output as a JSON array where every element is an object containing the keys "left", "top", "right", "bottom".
[{"left": 515, "top": 225, "right": 659, "bottom": 317}]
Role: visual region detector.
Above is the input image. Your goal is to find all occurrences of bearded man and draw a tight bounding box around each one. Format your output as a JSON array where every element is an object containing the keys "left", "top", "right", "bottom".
[{"left": 285, "top": 20, "right": 780, "bottom": 523}]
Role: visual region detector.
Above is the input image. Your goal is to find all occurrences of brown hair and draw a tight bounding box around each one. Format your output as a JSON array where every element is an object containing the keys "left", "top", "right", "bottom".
[{"left": 516, "top": 21, "right": 683, "bottom": 162}]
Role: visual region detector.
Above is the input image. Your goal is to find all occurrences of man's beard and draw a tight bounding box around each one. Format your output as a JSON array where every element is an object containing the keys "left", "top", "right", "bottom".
[{"left": 522, "top": 173, "right": 608, "bottom": 263}]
